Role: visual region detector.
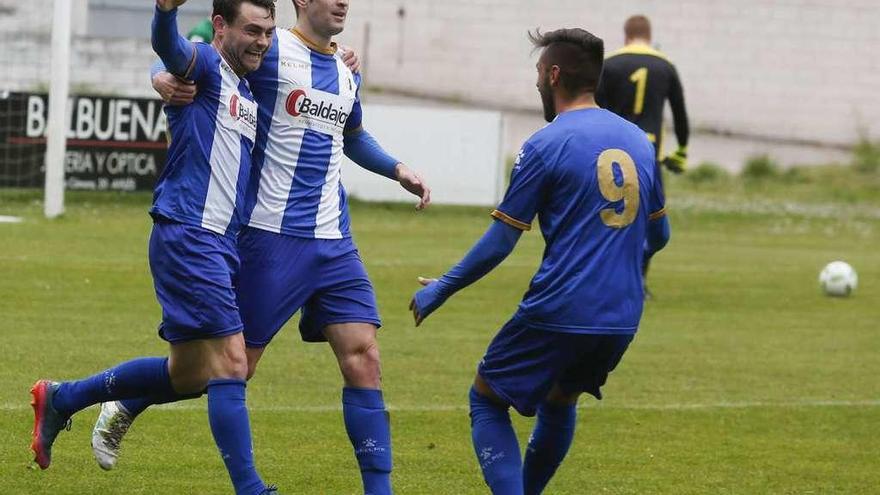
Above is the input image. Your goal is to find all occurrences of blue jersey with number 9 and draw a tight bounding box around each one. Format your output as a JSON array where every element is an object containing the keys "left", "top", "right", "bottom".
[{"left": 491, "top": 108, "right": 665, "bottom": 334}]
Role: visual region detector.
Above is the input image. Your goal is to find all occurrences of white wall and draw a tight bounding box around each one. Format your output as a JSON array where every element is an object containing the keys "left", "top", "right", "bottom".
[
  {"left": 342, "top": 104, "right": 504, "bottom": 206},
  {"left": 2, "top": 0, "right": 879, "bottom": 146},
  {"left": 336, "top": 0, "right": 880, "bottom": 146}
]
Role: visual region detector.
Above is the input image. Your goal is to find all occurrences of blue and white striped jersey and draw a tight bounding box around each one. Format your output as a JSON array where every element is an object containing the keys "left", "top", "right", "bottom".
[
  {"left": 245, "top": 29, "right": 362, "bottom": 239},
  {"left": 151, "top": 43, "right": 258, "bottom": 237}
]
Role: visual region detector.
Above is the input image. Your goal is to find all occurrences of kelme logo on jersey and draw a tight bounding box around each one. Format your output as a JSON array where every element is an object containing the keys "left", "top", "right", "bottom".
[{"left": 285, "top": 89, "right": 348, "bottom": 128}]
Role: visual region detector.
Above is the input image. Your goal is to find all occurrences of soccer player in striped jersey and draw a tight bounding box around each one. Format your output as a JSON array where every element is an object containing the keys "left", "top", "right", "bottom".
[
  {"left": 93, "top": 2, "right": 428, "bottom": 494},
  {"left": 30, "top": 1, "right": 278, "bottom": 493},
  {"left": 411, "top": 28, "right": 670, "bottom": 495}
]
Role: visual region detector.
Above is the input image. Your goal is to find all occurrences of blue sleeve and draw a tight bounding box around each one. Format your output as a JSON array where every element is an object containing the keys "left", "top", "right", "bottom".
[
  {"left": 645, "top": 169, "right": 670, "bottom": 258},
  {"left": 645, "top": 215, "right": 670, "bottom": 258},
  {"left": 343, "top": 128, "right": 399, "bottom": 180},
  {"left": 151, "top": 6, "right": 196, "bottom": 78},
  {"left": 412, "top": 220, "right": 522, "bottom": 317},
  {"left": 490, "top": 142, "right": 548, "bottom": 231},
  {"left": 647, "top": 164, "right": 666, "bottom": 218}
]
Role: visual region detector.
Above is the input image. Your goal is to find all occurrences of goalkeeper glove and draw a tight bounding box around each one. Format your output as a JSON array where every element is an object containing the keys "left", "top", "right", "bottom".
[{"left": 662, "top": 146, "right": 688, "bottom": 174}]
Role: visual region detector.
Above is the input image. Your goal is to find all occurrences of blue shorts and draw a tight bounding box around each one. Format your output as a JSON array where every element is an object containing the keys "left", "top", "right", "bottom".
[
  {"left": 237, "top": 227, "right": 381, "bottom": 347},
  {"left": 149, "top": 219, "right": 243, "bottom": 344},
  {"left": 478, "top": 318, "right": 633, "bottom": 416}
]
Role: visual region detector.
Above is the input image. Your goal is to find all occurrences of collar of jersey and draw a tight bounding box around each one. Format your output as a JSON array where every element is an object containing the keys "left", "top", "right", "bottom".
[
  {"left": 291, "top": 28, "right": 338, "bottom": 56},
  {"left": 606, "top": 43, "right": 669, "bottom": 62}
]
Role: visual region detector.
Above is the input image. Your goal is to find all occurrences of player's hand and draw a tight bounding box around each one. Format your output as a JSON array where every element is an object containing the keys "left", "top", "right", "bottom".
[
  {"left": 152, "top": 71, "right": 197, "bottom": 106},
  {"left": 339, "top": 45, "right": 361, "bottom": 73},
  {"left": 409, "top": 277, "right": 447, "bottom": 326},
  {"left": 395, "top": 163, "right": 431, "bottom": 210},
  {"left": 661, "top": 146, "right": 687, "bottom": 174},
  {"left": 156, "top": 0, "right": 187, "bottom": 12}
]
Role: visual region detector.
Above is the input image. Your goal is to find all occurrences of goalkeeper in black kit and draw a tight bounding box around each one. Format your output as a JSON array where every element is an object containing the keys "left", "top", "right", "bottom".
[
  {"left": 597, "top": 15, "right": 689, "bottom": 176},
  {"left": 596, "top": 14, "right": 689, "bottom": 297}
]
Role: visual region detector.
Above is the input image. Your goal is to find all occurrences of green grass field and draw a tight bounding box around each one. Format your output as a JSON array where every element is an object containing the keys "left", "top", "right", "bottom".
[{"left": 1, "top": 168, "right": 878, "bottom": 494}]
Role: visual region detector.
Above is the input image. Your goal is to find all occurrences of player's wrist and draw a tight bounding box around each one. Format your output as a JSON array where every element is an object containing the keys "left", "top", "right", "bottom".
[
  {"left": 434, "top": 275, "right": 459, "bottom": 298},
  {"left": 393, "top": 162, "right": 406, "bottom": 180}
]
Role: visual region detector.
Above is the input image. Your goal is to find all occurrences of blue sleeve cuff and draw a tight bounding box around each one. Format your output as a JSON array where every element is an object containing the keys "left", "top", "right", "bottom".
[{"left": 343, "top": 128, "right": 399, "bottom": 180}]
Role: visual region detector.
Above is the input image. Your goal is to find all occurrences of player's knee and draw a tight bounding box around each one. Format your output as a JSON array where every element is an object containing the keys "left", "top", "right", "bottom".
[
  {"left": 209, "top": 338, "right": 248, "bottom": 380},
  {"left": 339, "top": 340, "right": 381, "bottom": 387},
  {"left": 224, "top": 349, "right": 249, "bottom": 380}
]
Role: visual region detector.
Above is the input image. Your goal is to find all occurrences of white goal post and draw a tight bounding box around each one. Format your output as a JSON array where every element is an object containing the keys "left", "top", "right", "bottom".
[{"left": 44, "top": 0, "right": 73, "bottom": 218}]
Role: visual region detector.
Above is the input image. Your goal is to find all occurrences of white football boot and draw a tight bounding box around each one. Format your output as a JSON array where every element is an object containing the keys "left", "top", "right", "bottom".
[{"left": 91, "top": 401, "right": 134, "bottom": 470}]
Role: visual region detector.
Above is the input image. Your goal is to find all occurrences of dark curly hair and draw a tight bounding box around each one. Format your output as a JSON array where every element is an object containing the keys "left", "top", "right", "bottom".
[{"left": 213, "top": 0, "right": 276, "bottom": 23}]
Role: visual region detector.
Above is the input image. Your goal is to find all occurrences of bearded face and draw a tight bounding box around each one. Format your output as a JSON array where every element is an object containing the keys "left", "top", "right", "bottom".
[{"left": 536, "top": 59, "right": 557, "bottom": 123}]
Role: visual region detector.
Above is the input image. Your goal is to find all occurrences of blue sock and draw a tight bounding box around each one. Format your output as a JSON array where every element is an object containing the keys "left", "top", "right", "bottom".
[
  {"left": 522, "top": 401, "right": 577, "bottom": 495},
  {"left": 51, "top": 357, "right": 175, "bottom": 417},
  {"left": 469, "top": 387, "right": 523, "bottom": 495},
  {"left": 207, "top": 379, "right": 265, "bottom": 495},
  {"left": 342, "top": 387, "right": 393, "bottom": 495}
]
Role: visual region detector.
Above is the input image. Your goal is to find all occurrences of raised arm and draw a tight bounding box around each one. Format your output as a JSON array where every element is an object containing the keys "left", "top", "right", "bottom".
[{"left": 152, "top": 0, "right": 196, "bottom": 77}]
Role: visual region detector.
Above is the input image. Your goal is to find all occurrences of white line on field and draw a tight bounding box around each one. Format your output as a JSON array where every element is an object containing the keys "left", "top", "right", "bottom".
[
  {"left": 2, "top": 399, "right": 879, "bottom": 413},
  {"left": 0, "top": 215, "right": 23, "bottom": 223}
]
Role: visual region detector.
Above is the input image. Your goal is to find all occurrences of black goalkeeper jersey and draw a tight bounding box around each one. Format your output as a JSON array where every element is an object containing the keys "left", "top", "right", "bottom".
[{"left": 596, "top": 44, "right": 689, "bottom": 158}]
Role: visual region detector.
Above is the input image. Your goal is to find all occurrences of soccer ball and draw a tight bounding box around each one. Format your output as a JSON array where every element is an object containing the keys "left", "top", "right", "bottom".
[{"left": 818, "top": 261, "right": 858, "bottom": 297}]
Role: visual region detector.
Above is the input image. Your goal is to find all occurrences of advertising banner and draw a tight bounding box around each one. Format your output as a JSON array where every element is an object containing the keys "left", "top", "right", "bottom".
[{"left": 0, "top": 92, "right": 167, "bottom": 191}]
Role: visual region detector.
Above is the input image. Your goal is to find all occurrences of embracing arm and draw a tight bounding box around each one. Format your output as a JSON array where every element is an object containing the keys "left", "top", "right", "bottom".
[{"left": 151, "top": 3, "right": 195, "bottom": 77}]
